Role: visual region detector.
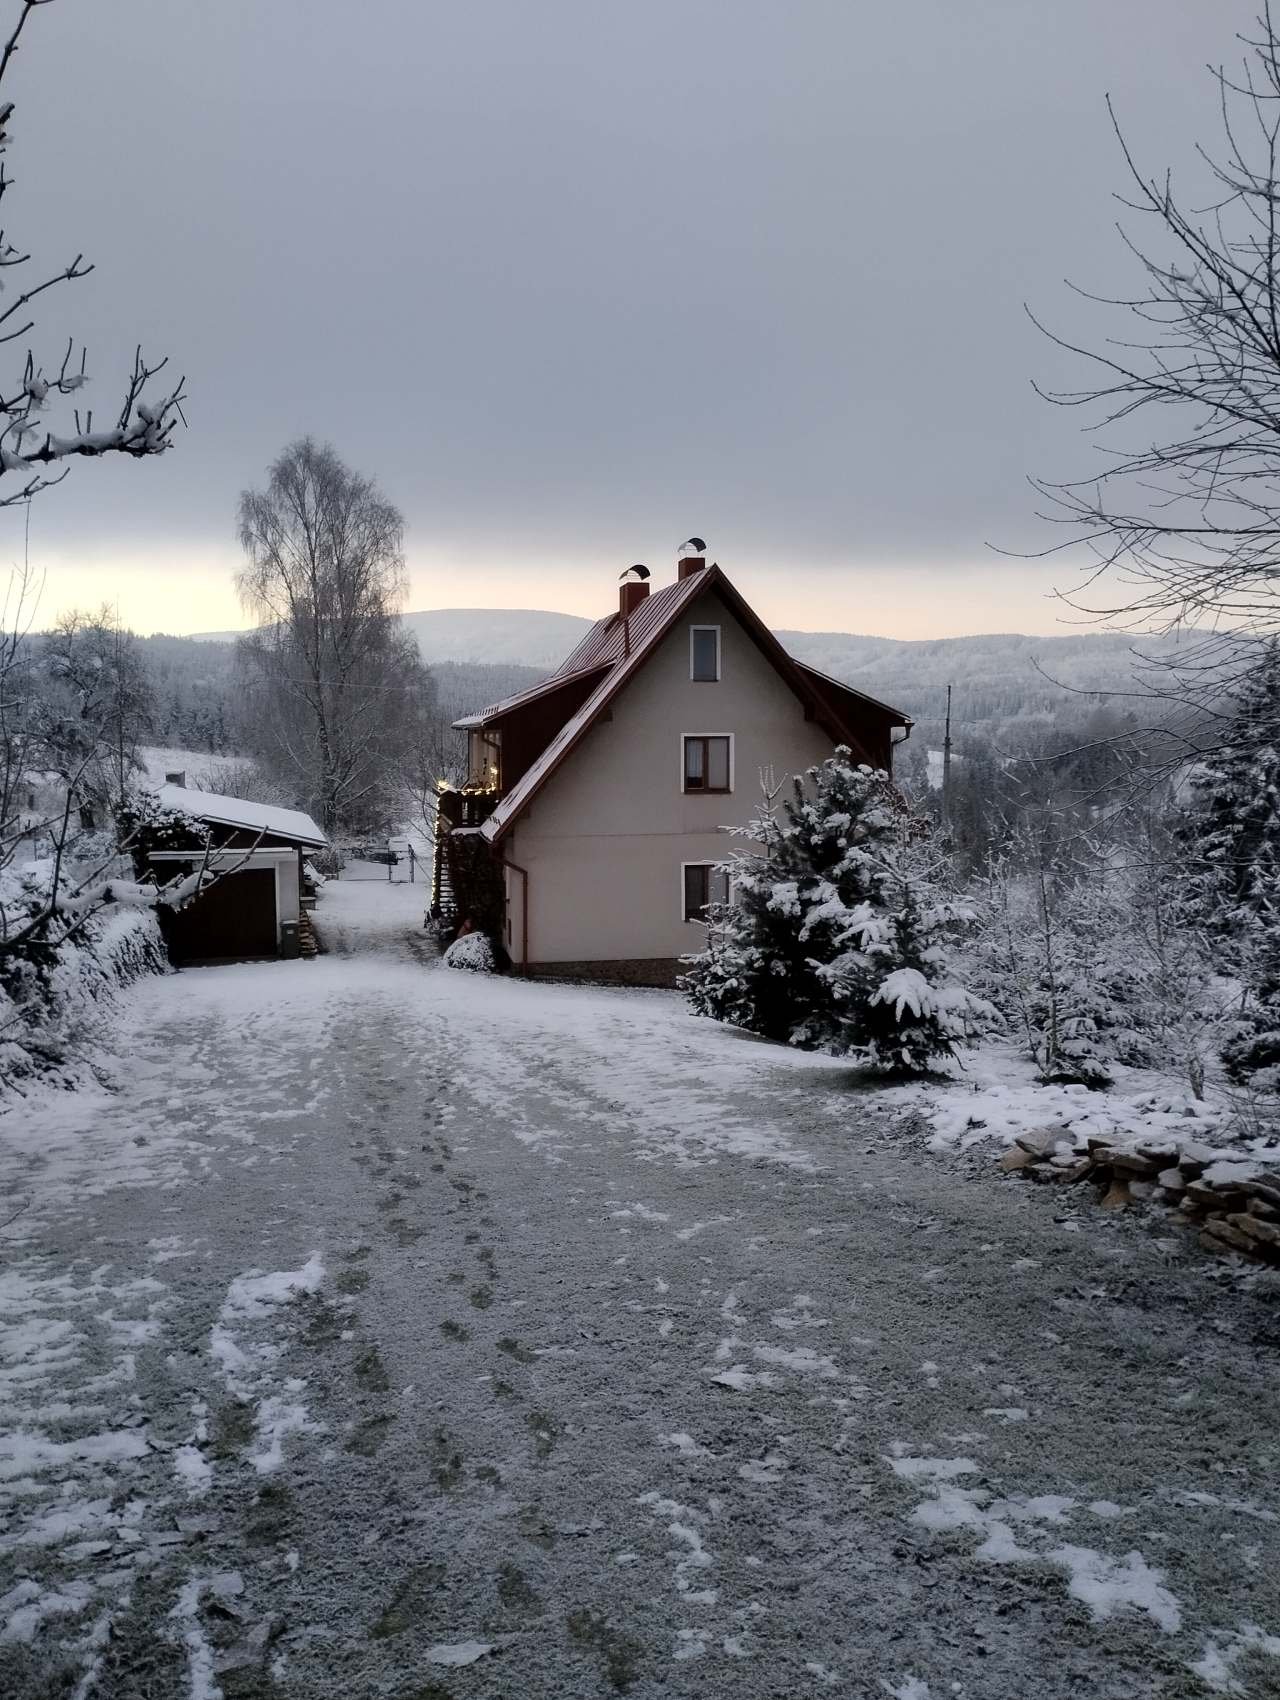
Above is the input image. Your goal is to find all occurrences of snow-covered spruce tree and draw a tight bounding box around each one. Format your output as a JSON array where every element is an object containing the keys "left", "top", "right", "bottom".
[
  {"left": 1222, "top": 926, "right": 1280, "bottom": 1091},
  {"left": 1178, "top": 645, "right": 1280, "bottom": 953},
  {"left": 683, "top": 750, "right": 991, "bottom": 1074},
  {"left": 1172, "top": 647, "right": 1280, "bottom": 1092}
]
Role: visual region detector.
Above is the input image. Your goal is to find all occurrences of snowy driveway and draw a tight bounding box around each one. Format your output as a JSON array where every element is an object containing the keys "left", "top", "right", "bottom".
[{"left": 3, "top": 882, "right": 1280, "bottom": 1699}]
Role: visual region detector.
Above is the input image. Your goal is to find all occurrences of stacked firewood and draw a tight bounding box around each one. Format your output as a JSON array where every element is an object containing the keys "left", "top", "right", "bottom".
[{"left": 1000, "top": 1131, "right": 1280, "bottom": 1265}]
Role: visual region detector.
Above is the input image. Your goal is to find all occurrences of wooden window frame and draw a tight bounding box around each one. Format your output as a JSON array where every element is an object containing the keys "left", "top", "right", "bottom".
[
  {"left": 681, "top": 732, "right": 734, "bottom": 794},
  {"left": 681, "top": 861, "right": 730, "bottom": 922},
  {"left": 689, "top": 624, "right": 721, "bottom": 682}
]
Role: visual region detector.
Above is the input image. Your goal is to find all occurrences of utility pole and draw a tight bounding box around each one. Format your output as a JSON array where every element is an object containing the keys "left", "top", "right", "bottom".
[{"left": 942, "top": 683, "right": 953, "bottom": 825}]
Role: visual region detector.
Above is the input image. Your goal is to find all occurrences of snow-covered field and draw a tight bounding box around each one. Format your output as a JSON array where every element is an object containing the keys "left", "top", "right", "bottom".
[
  {"left": 2, "top": 880, "right": 1279, "bottom": 1698},
  {"left": 136, "top": 747, "right": 248, "bottom": 788}
]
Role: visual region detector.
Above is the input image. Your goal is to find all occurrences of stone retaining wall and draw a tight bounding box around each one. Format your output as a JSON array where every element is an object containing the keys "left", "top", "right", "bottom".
[{"left": 1003, "top": 1131, "right": 1280, "bottom": 1266}]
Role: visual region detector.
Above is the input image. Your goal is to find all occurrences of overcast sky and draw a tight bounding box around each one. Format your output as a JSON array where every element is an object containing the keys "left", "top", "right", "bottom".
[{"left": 1, "top": 0, "right": 1251, "bottom": 638}]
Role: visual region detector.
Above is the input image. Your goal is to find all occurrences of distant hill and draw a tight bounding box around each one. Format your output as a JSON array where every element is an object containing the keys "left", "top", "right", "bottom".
[
  {"left": 774, "top": 627, "right": 1191, "bottom": 737},
  {"left": 400, "top": 608, "right": 592, "bottom": 669},
  {"left": 191, "top": 608, "right": 595, "bottom": 671},
  {"left": 395, "top": 609, "right": 1191, "bottom": 741},
  {"left": 189, "top": 608, "right": 1198, "bottom": 744}
]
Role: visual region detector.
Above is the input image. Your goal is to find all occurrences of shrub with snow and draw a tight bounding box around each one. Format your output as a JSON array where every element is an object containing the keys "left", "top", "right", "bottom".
[
  {"left": 443, "top": 930, "right": 497, "bottom": 974},
  {"left": 116, "top": 785, "right": 206, "bottom": 869},
  {"left": 683, "top": 750, "right": 993, "bottom": 1075},
  {"left": 1172, "top": 651, "right": 1280, "bottom": 1093},
  {"left": 0, "top": 864, "right": 167, "bottom": 1100}
]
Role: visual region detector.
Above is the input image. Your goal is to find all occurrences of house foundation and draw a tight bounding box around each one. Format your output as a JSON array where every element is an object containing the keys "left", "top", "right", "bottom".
[{"left": 519, "top": 958, "right": 683, "bottom": 989}]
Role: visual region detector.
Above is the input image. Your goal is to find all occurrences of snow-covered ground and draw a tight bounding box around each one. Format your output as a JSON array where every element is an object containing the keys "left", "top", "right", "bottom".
[
  {"left": 136, "top": 747, "right": 248, "bottom": 788},
  {"left": 2, "top": 880, "right": 1279, "bottom": 1698},
  {"left": 892, "top": 1039, "right": 1274, "bottom": 1164}
]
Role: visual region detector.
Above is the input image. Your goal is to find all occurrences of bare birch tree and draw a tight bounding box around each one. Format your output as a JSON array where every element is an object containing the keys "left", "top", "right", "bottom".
[{"left": 236, "top": 438, "right": 434, "bottom": 834}]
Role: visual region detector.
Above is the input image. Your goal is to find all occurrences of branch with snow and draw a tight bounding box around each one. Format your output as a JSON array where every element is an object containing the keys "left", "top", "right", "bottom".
[{"left": 0, "top": 1, "right": 184, "bottom": 506}]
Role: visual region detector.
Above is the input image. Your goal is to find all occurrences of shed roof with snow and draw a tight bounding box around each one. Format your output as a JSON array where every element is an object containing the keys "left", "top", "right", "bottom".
[{"left": 158, "top": 784, "right": 327, "bottom": 849}]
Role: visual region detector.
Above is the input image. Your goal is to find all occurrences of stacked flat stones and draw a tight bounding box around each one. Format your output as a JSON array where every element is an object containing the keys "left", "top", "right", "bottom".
[{"left": 1000, "top": 1132, "right": 1280, "bottom": 1265}]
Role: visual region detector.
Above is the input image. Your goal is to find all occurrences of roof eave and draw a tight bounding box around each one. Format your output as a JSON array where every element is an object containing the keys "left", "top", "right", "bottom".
[{"left": 451, "top": 662, "right": 613, "bottom": 731}]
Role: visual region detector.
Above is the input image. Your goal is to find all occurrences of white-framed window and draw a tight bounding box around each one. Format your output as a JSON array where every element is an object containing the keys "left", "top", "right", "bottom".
[
  {"left": 681, "top": 733, "right": 733, "bottom": 794},
  {"left": 690, "top": 624, "right": 721, "bottom": 682},
  {"left": 682, "top": 862, "right": 730, "bottom": 922}
]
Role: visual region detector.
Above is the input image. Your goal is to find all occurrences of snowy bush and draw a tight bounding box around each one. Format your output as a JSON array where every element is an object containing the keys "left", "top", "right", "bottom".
[
  {"left": 1178, "top": 648, "right": 1280, "bottom": 953},
  {"left": 0, "top": 875, "right": 167, "bottom": 1100},
  {"left": 683, "top": 750, "right": 993, "bottom": 1075},
  {"left": 116, "top": 785, "right": 206, "bottom": 867},
  {"left": 443, "top": 930, "right": 497, "bottom": 974},
  {"left": 1170, "top": 652, "right": 1280, "bottom": 1094},
  {"left": 974, "top": 816, "right": 1229, "bottom": 1096}
]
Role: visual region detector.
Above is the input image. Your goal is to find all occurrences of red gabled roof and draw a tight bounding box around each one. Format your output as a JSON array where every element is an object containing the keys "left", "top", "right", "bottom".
[{"left": 478, "top": 564, "right": 911, "bottom": 846}]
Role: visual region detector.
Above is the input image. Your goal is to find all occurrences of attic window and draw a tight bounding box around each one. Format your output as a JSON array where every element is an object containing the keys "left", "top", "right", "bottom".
[
  {"left": 683, "top": 734, "right": 732, "bottom": 793},
  {"left": 683, "top": 863, "right": 730, "bottom": 921},
  {"left": 690, "top": 625, "right": 720, "bottom": 682}
]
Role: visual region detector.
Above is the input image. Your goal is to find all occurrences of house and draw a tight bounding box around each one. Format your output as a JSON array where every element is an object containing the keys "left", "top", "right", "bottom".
[
  {"left": 146, "top": 780, "right": 327, "bottom": 965},
  {"left": 434, "top": 553, "right": 911, "bottom": 985}
]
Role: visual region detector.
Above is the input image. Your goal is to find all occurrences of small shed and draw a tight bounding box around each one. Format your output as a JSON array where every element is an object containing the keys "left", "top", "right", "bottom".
[{"left": 148, "top": 783, "right": 327, "bottom": 965}]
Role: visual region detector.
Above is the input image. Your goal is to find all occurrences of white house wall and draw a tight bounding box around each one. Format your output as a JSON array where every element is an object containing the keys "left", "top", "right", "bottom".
[{"left": 504, "top": 584, "right": 835, "bottom": 966}]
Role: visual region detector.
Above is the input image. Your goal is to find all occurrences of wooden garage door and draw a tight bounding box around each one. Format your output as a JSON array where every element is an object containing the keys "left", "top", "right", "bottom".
[{"left": 165, "top": 868, "right": 278, "bottom": 964}]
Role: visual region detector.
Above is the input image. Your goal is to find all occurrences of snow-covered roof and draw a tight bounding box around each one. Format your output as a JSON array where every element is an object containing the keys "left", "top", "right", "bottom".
[{"left": 157, "top": 784, "right": 327, "bottom": 848}]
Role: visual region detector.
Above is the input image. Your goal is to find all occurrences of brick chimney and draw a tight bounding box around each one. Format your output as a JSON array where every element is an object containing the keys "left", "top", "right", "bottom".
[
  {"left": 677, "top": 555, "right": 706, "bottom": 582},
  {"left": 620, "top": 579, "right": 650, "bottom": 618}
]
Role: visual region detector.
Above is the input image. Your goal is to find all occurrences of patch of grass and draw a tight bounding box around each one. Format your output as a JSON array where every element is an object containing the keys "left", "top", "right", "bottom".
[
  {"left": 428, "top": 1427, "right": 464, "bottom": 1492},
  {"left": 463, "top": 1230, "right": 481, "bottom": 1244},
  {"left": 468, "top": 1286, "right": 493, "bottom": 1310},
  {"left": 83, "top": 1566, "right": 189, "bottom": 1694},
  {"left": 526, "top": 1409, "right": 560, "bottom": 1461},
  {"left": 343, "top": 1245, "right": 371, "bottom": 1262},
  {"left": 386, "top": 1218, "right": 424, "bottom": 1247},
  {"left": 336, "top": 1267, "right": 371, "bottom": 1296},
  {"left": 348, "top": 1413, "right": 393, "bottom": 1456},
  {"left": 440, "top": 1319, "right": 470, "bottom": 1343},
  {"left": 517, "top": 1505, "right": 557, "bottom": 1549},
  {"left": 354, "top": 1346, "right": 390, "bottom": 1392},
  {"left": 0, "top": 1648, "right": 83, "bottom": 1699},
  {"left": 491, "top": 1379, "right": 518, "bottom": 1404},
  {"left": 474, "top": 1464, "right": 502, "bottom": 1485},
  {"left": 301, "top": 1294, "right": 346, "bottom": 1345},
  {"left": 209, "top": 1399, "right": 256, "bottom": 1461},
  {"left": 497, "top": 1336, "right": 535, "bottom": 1364},
  {"left": 497, "top": 1562, "right": 543, "bottom": 1616},
  {"left": 369, "top": 1563, "right": 446, "bottom": 1640},
  {"left": 222, "top": 1668, "right": 284, "bottom": 1700},
  {"left": 244, "top": 1480, "right": 293, "bottom": 1546},
  {"left": 566, "top": 1608, "right": 643, "bottom": 1693}
]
